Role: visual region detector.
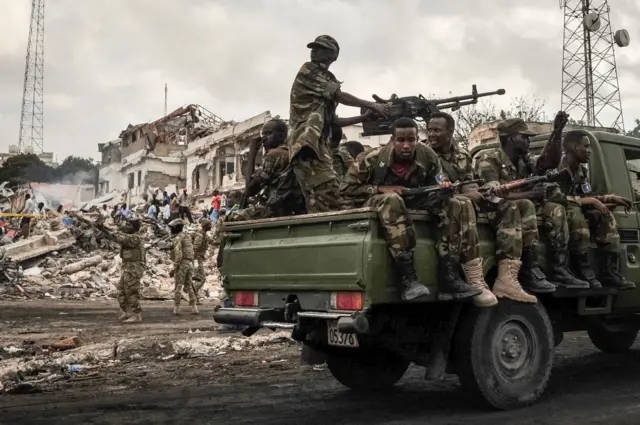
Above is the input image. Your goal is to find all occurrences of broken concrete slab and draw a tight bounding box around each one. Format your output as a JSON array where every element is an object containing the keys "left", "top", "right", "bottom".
[{"left": 0, "top": 230, "right": 76, "bottom": 263}]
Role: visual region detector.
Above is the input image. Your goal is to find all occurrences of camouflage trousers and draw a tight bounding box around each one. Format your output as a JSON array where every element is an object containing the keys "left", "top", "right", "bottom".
[
  {"left": 226, "top": 205, "right": 268, "bottom": 222},
  {"left": 174, "top": 260, "right": 197, "bottom": 307},
  {"left": 117, "top": 263, "right": 143, "bottom": 313},
  {"left": 292, "top": 145, "right": 342, "bottom": 213},
  {"left": 566, "top": 201, "right": 620, "bottom": 252},
  {"left": 480, "top": 199, "right": 523, "bottom": 261},
  {"left": 193, "top": 254, "right": 206, "bottom": 293},
  {"left": 536, "top": 201, "right": 569, "bottom": 251},
  {"left": 366, "top": 193, "right": 479, "bottom": 261}
]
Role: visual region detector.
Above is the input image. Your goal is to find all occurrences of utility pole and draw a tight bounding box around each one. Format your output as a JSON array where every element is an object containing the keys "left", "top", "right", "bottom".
[{"left": 164, "top": 83, "right": 168, "bottom": 117}]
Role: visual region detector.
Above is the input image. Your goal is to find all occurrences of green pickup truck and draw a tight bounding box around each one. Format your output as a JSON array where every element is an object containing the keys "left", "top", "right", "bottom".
[{"left": 213, "top": 130, "right": 640, "bottom": 410}]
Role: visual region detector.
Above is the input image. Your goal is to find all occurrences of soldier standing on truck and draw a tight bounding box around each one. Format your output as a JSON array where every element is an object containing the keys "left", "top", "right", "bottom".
[
  {"left": 192, "top": 218, "right": 213, "bottom": 301},
  {"left": 427, "top": 112, "right": 554, "bottom": 303},
  {"left": 474, "top": 117, "right": 590, "bottom": 292},
  {"left": 168, "top": 218, "right": 198, "bottom": 315},
  {"left": 288, "top": 35, "right": 389, "bottom": 213},
  {"left": 226, "top": 119, "right": 305, "bottom": 222},
  {"left": 557, "top": 130, "right": 635, "bottom": 290},
  {"left": 340, "top": 117, "right": 495, "bottom": 306}
]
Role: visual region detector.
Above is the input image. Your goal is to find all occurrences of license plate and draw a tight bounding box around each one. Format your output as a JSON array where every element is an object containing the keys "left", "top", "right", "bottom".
[{"left": 327, "top": 321, "right": 359, "bottom": 348}]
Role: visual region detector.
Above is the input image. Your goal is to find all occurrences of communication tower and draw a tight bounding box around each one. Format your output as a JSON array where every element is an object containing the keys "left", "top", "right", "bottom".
[
  {"left": 18, "top": 0, "right": 46, "bottom": 154},
  {"left": 560, "top": 0, "right": 630, "bottom": 131}
]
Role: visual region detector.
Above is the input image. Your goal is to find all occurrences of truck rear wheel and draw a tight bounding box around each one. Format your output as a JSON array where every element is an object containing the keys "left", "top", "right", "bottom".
[
  {"left": 453, "top": 301, "right": 554, "bottom": 410},
  {"left": 326, "top": 348, "right": 409, "bottom": 391},
  {"left": 587, "top": 320, "right": 638, "bottom": 353}
]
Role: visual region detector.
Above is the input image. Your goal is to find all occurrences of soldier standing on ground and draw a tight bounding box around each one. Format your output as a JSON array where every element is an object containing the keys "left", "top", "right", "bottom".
[
  {"left": 427, "top": 112, "right": 553, "bottom": 303},
  {"left": 168, "top": 218, "right": 198, "bottom": 315},
  {"left": 288, "top": 35, "right": 389, "bottom": 213},
  {"left": 192, "top": 218, "right": 213, "bottom": 302},
  {"left": 557, "top": 130, "right": 635, "bottom": 289},
  {"left": 474, "top": 117, "right": 589, "bottom": 291},
  {"left": 95, "top": 217, "right": 145, "bottom": 323},
  {"left": 341, "top": 117, "right": 495, "bottom": 306}
]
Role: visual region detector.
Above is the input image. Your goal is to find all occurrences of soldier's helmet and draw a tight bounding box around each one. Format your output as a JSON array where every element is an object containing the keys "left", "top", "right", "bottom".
[
  {"left": 168, "top": 218, "right": 184, "bottom": 231},
  {"left": 307, "top": 35, "right": 340, "bottom": 53},
  {"left": 497, "top": 118, "right": 537, "bottom": 136}
]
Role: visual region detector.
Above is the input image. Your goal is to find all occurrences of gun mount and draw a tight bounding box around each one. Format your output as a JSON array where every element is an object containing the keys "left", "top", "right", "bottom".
[{"left": 360, "top": 85, "right": 506, "bottom": 137}]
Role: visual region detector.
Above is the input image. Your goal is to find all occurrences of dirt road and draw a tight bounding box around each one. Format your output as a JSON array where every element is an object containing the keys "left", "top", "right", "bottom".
[{"left": 1, "top": 300, "right": 640, "bottom": 425}]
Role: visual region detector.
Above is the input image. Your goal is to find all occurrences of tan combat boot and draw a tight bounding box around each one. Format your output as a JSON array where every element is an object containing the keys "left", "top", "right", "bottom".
[
  {"left": 462, "top": 258, "right": 498, "bottom": 308},
  {"left": 123, "top": 313, "right": 142, "bottom": 323},
  {"left": 118, "top": 309, "right": 128, "bottom": 321},
  {"left": 493, "top": 259, "right": 538, "bottom": 304},
  {"left": 191, "top": 305, "right": 199, "bottom": 315},
  {"left": 173, "top": 305, "right": 180, "bottom": 315}
]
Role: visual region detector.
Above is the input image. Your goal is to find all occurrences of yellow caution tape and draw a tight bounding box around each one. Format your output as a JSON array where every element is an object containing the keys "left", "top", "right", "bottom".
[{"left": 0, "top": 213, "right": 42, "bottom": 218}]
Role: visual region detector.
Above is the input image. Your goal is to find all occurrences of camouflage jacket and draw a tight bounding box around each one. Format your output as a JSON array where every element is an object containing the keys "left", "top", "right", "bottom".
[
  {"left": 435, "top": 144, "right": 474, "bottom": 183},
  {"left": 340, "top": 142, "right": 444, "bottom": 206},
  {"left": 332, "top": 146, "right": 354, "bottom": 178},
  {"left": 252, "top": 145, "right": 304, "bottom": 215},
  {"left": 287, "top": 61, "right": 341, "bottom": 159},
  {"left": 172, "top": 232, "right": 194, "bottom": 263},
  {"left": 557, "top": 156, "right": 606, "bottom": 202},
  {"left": 110, "top": 231, "right": 144, "bottom": 264},
  {"left": 192, "top": 229, "right": 209, "bottom": 258}
]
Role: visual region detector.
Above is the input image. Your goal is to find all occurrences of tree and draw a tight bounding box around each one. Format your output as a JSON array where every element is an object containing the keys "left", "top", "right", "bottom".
[
  {"left": 54, "top": 156, "right": 98, "bottom": 184},
  {"left": 626, "top": 119, "right": 640, "bottom": 138},
  {"left": 451, "top": 95, "right": 547, "bottom": 149},
  {"left": 0, "top": 154, "right": 54, "bottom": 187}
]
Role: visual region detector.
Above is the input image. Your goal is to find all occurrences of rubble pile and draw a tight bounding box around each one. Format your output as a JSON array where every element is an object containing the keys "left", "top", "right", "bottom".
[{"left": 0, "top": 216, "right": 223, "bottom": 303}]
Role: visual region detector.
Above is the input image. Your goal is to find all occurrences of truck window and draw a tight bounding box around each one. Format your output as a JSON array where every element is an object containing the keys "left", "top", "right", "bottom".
[{"left": 623, "top": 148, "right": 640, "bottom": 201}]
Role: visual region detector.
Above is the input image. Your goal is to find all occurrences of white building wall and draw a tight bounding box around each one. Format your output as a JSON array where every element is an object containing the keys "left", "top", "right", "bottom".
[
  {"left": 98, "top": 163, "right": 122, "bottom": 195},
  {"left": 120, "top": 157, "right": 183, "bottom": 204}
]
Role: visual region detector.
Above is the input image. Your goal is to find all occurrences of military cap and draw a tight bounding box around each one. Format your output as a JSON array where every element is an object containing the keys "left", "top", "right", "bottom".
[
  {"left": 497, "top": 118, "right": 537, "bottom": 136},
  {"left": 168, "top": 218, "right": 184, "bottom": 227},
  {"left": 200, "top": 218, "right": 212, "bottom": 226},
  {"left": 307, "top": 35, "right": 339, "bottom": 53}
]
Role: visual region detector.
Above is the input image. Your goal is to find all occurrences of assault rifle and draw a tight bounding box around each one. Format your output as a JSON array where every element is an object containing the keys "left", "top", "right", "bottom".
[
  {"left": 360, "top": 85, "right": 506, "bottom": 137},
  {"left": 482, "top": 168, "right": 572, "bottom": 204},
  {"left": 401, "top": 179, "right": 484, "bottom": 197}
]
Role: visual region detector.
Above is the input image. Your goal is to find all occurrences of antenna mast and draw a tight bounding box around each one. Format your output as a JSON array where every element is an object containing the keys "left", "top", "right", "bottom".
[
  {"left": 18, "top": 0, "right": 46, "bottom": 154},
  {"left": 164, "top": 83, "right": 168, "bottom": 117}
]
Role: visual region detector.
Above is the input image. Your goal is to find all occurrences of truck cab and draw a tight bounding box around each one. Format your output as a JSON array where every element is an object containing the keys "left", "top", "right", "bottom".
[{"left": 213, "top": 130, "right": 640, "bottom": 410}]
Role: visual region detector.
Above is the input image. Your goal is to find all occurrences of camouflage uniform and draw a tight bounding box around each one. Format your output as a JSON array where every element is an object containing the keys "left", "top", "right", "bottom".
[
  {"left": 332, "top": 145, "right": 354, "bottom": 178},
  {"left": 341, "top": 142, "right": 494, "bottom": 306},
  {"left": 192, "top": 229, "right": 209, "bottom": 293},
  {"left": 172, "top": 232, "right": 196, "bottom": 307},
  {"left": 228, "top": 145, "right": 305, "bottom": 222},
  {"left": 439, "top": 144, "right": 523, "bottom": 261},
  {"left": 287, "top": 40, "right": 342, "bottom": 213},
  {"left": 109, "top": 231, "right": 144, "bottom": 314}
]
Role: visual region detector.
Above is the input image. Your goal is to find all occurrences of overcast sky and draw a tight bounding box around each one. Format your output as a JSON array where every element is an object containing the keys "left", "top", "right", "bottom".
[{"left": 1, "top": 0, "right": 639, "bottom": 162}]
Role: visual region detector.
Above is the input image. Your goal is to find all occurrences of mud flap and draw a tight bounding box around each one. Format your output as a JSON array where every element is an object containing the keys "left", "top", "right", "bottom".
[{"left": 424, "top": 304, "right": 462, "bottom": 381}]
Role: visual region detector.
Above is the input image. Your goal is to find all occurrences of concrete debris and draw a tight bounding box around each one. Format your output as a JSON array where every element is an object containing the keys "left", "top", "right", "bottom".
[{"left": 61, "top": 255, "right": 103, "bottom": 275}]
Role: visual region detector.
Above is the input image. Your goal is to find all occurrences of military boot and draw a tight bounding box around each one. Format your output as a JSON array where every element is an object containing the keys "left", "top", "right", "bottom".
[
  {"left": 123, "top": 313, "right": 142, "bottom": 323},
  {"left": 492, "top": 259, "right": 538, "bottom": 303},
  {"left": 118, "top": 309, "right": 128, "bottom": 321},
  {"left": 599, "top": 251, "right": 636, "bottom": 290},
  {"left": 191, "top": 305, "right": 200, "bottom": 315},
  {"left": 519, "top": 247, "right": 556, "bottom": 293},
  {"left": 570, "top": 251, "right": 602, "bottom": 289},
  {"left": 437, "top": 256, "right": 482, "bottom": 301},
  {"left": 461, "top": 258, "right": 498, "bottom": 308},
  {"left": 395, "top": 252, "right": 430, "bottom": 301},
  {"left": 547, "top": 249, "right": 590, "bottom": 289},
  {"left": 173, "top": 305, "right": 180, "bottom": 315}
]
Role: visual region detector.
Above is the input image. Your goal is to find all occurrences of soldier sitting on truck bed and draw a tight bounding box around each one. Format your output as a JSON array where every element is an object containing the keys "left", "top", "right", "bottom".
[
  {"left": 340, "top": 117, "right": 496, "bottom": 306},
  {"left": 474, "top": 117, "right": 590, "bottom": 292},
  {"left": 330, "top": 119, "right": 367, "bottom": 178},
  {"left": 557, "top": 130, "right": 635, "bottom": 290},
  {"left": 427, "top": 112, "right": 553, "bottom": 303},
  {"left": 226, "top": 119, "right": 306, "bottom": 222}
]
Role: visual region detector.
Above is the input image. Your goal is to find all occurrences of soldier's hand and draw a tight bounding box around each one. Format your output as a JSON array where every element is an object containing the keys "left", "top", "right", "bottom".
[
  {"left": 529, "top": 186, "right": 547, "bottom": 201},
  {"left": 492, "top": 185, "right": 510, "bottom": 198},
  {"left": 554, "top": 111, "right": 569, "bottom": 130},
  {"left": 586, "top": 198, "right": 610, "bottom": 214},
  {"left": 368, "top": 102, "right": 390, "bottom": 118},
  {"left": 611, "top": 195, "right": 632, "bottom": 208},
  {"left": 361, "top": 109, "right": 374, "bottom": 121},
  {"left": 439, "top": 182, "right": 453, "bottom": 190},
  {"left": 378, "top": 186, "right": 406, "bottom": 195}
]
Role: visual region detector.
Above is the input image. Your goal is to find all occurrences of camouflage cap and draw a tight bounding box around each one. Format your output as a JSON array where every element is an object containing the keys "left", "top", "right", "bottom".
[
  {"left": 307, "top": 35, "right": 339, "bottom": 53},
  {"left": 497, "top": 118, "right": 537, "bottom": 136}
]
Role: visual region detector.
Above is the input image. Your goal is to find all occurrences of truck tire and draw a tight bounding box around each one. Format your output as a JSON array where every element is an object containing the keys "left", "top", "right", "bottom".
[
  {"left": 587, "top": 320, "right": 639, "bottom": 354},
  {"left": 453, "top": 301, "right": 554, "bottom": 410},
  {"left": 326, "top": 348, "right": 409, "bottom": 391}
]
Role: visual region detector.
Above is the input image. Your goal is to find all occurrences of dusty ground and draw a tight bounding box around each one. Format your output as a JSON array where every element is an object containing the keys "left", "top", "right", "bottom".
[{"left": 1, "top": 300, "right": 640, "bottom": 425}]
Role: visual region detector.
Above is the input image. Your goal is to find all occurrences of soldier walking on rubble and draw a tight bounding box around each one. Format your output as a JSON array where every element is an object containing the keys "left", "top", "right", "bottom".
[
  {"left": 287, "top": 35, "right": 389, "bottom": 213},
  {"left": 168, "top": 218, "right": 198, "bottom": 315},
  {"left": 192, "top": 218, "right": 213, "bottom": 302},
  {"left": 557, "top": 130, "right": 635, "bottom": 290},
  {"left": 427, "top": 112, "right": 554, "bottom": 303},
  {"left": 340, "top": 117, "right": 496, "bottom": 306},
  {"left": 84, "top": 216, "right": 145, "bottom": 323},
  {"left": 474, "top": 116, "right": 590, "bottom": 293}
]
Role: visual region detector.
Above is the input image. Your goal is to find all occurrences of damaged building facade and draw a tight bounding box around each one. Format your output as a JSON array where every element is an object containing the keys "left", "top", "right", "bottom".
[{"left": 97, "top": 104, "right": 226, "bottom": 205}]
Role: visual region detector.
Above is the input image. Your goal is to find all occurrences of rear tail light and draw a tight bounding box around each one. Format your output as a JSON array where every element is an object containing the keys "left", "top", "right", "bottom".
[
  {"left": 235, "top": 291, "right": 259, "bottom": 307},
  {"left": 331, "top": 292, "right": 363, "bottom": 311}
]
